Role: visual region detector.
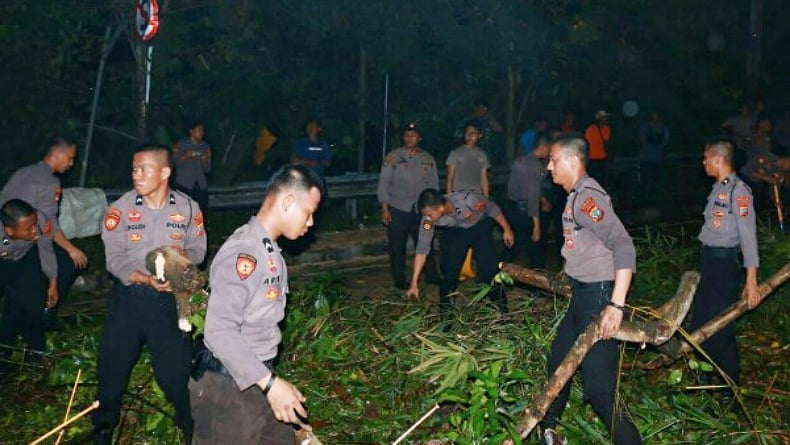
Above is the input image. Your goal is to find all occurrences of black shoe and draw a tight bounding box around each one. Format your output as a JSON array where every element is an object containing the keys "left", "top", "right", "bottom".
[
  {"left": 719, "top": 389, "right": 737, "bottom": 412},
  {"left": 92, "top": 427, "right": 114, "bottom": 445}
]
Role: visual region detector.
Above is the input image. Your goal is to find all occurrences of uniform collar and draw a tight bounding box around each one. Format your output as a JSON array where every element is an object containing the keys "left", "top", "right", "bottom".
[
  {"left": 569, "top": 175, "right": 590, "bottom": 194},
  {"left": 720, "top": 172, "right": 736, "bottom": 186},
  {"left": 135, "top": 192, "right": 177, "bottom": 206}
]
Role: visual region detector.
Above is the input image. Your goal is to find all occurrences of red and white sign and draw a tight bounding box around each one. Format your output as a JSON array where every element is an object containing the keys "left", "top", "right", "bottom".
[{"left": 135, "top": 0, "right": 160, "bottom": 41}]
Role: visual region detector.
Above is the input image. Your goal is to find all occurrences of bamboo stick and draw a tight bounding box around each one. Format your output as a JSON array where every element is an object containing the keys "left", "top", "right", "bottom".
[
  {"left": 55, "top": 369, "right": 82, "bottom": 445},
  {"left": 29, "top": 401, "right": 100, "bottom": 445}
]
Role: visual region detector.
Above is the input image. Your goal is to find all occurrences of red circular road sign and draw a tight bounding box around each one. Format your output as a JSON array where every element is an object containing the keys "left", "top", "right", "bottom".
[{"left": 135, "top": 0, "right": 160, "bottom": 41}]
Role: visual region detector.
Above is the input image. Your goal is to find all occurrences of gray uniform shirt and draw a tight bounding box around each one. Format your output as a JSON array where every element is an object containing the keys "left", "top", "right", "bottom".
[
  {"left": 102, "top": 190, "right": 207, "bottom": 285},
  {"left": 0, "top": 161, "right": 62, "bottom": 234},
  {"left": 377, "top": 147, "right": 439, "bottom": 213},
  {"left": 698, "top": 174, "right": 759, "bottom": 268},
  {"left": 507, "top": 155, "right": 545, "bottom": 218},
  {"left": 446, "top": 146, "right": 490, "bottom": 193},
  {"left": 203, "top": 218, "right": 288, "bottom": 390},
  {"left": 173, "top": 138, "right": 211, "bottom": 189},
  {"left": 415, "top": 191, "right": 502, "bottom": 255},
  {"left": 0, "top": 210, "right": 57, "bottom": 279},
  {"left": 561, "top": 176, "right": 636, "bottom": 283}
]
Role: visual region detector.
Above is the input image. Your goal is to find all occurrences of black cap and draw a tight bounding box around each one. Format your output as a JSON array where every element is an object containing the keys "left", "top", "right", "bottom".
[{"left": 404, "top": 121, "right": 420, "bottom": 134}]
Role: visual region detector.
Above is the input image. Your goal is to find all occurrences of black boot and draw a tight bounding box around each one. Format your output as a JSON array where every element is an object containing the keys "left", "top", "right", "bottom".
[{"left": 92, "top": 427, "right": 114, "bottom": 445}]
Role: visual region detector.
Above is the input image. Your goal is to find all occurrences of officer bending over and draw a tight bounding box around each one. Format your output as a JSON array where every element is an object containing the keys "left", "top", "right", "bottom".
[
  {"left": 406, "top": 188, "right": 514, "bottom": 314},
  {"left": 0, "top": 199, "right": 57, "bottom": 370}
]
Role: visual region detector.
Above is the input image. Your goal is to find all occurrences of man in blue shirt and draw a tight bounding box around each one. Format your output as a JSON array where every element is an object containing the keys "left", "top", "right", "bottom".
[{"left": 291, "top": 119, "right": 332, "bottom": 190}]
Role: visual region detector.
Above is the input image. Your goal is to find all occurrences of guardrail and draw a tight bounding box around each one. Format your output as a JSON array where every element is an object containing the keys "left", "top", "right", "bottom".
[{"left": 103, "top": 154, "right": 705, "bottom": 210}]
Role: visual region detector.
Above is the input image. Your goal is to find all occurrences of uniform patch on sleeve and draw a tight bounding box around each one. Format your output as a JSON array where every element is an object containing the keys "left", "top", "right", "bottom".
[
  {"left": 194, "top": 212, "right": 204, "bottom": 229},
  {"left": 736, "top": 196, "right": 750, "bottom": 217},
  {"left": 422, "top": 219, "right": 433, "bottom": 231},
  {"left": 580, "top": 197, "right": 604, "bottom": 223},
  {"left": 474, "top": 200, "right": 486, "bottom": 212},
  {"left": 104, "top": 207, "right": 122, "bottom": 231},
  {"left": 236, "top": 253, "right": 257, "bottom": 280},
  {"left": 42, "top": 220, "right": 52, "bottom": 236}
]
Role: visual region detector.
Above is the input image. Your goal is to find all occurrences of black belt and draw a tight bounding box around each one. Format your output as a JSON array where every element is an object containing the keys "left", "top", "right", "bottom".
[
  {"left": 701, "top": 245, "right": 739, "bottom": 259},
  {"left": 192, "top": 346, "right": 273, "bottom": 381},
  {"left": 569, "top": 278, "right": 613, "bottom": 291}
]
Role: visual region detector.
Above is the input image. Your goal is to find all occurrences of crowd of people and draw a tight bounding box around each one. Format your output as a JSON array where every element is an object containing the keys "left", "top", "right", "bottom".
[{"left": 0, "top": 95, "right": 781, "bottom": 445}]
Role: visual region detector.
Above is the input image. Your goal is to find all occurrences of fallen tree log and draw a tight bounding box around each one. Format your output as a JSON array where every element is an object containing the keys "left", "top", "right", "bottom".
[
  {"left": 658, "top": 262, "right": 790, "bottom": 363},
  {"left": 508, "top": 271, "right": 700, "bottom": 441},
  {"left": 498, "top": 263, "right": 571, "bottom": 297}
]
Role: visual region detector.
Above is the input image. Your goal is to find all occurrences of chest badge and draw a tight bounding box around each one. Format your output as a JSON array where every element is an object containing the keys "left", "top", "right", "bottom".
[
  {"left": 264, "top": 287, "right": 280, "bottom": 300},
  {"left": 128, "top": 209, "right": 142, "bottom": 222}
]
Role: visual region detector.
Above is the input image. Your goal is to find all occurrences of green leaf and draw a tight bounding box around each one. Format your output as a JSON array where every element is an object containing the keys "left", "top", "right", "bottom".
[{"left": 667, "top": 369, "right": 683, "bottom": 386}]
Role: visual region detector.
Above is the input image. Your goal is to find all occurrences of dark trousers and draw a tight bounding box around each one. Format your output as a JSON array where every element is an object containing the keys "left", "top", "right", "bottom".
[
  {"left": 54, "top": 244, "right": 78, "bottom": 304},
  {"left": 387, "top": 207, "right": 438, "bottom": 287},
  {"left": 93, "top": 283, "right": 193, "bottom": 438},
  {"left": 439, "top": 218, "right": 506, "bottom": 313},
  {"left": 692, "top": 246, "right": 742, "bottom": 385},
  {"left": 543, "top": 280, "right": 641, "bottom": 445},
  {"left": 0, "top": 246, "right": 48, "bottom": 355},
  {"left": 190, "top": 371, "right": 293, "bottom": 444},
  {"left": 501, "top": 201, "right": 546, "bottom": 269}
]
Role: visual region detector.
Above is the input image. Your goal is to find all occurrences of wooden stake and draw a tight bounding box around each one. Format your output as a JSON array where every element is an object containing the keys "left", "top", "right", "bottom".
[
  {"left": 29, "top": 401, "right": 99, "bottom": 445},
  {"left": 55, "top": 369, "right": 82, "bottom": 445}
]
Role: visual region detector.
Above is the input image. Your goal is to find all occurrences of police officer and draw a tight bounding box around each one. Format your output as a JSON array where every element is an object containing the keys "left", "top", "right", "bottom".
[
  {"left": 446, "top": 122, "right": 491, "bottom": 196},
  {"left": 502, "top": 134, "right": 550, "bottom": 268},
  {"left": 0, "top": 136, "right": 86, "bottom": 303},
  {"left": 93, "top": 145, "right": 206, "bottom": 444},
  {"left": 173, "top": 120, "right": 212, "bottom": 213},
  {"left": 540, "top": 134, "right": 641, "bottom": 445},
  {"left": 190, "top": 165, "right": 321, "bottom": 444},
  {"left": 406, "top": 188, "right": 514, "bottom": 314},
  {"left": 0, "top": 199, "right": 57, "bottom": 370},
  {"left": 377, "top": 122, "right": 440, "bottom": 289},
  {"left": 695, "top": 138, "right": 759, "bottom": 405}
]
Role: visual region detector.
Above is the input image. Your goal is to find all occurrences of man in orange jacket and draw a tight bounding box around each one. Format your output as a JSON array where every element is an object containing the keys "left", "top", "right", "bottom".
[{"left": 584, "top": 110, "right": 611, "bottom": 184}]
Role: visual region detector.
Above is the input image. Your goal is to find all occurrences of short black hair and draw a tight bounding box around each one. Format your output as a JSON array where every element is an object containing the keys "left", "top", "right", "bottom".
[
  {"left": 1, "top": 199, "right": 35, "bottom": 227},
  {"left": 551, "top": 132, "right": 589, "bottom": 164},
  {"left": 417, "top": 188, "right": 445, "bottom": 211},
  {"left": 263, "top": 164, "right": 323, "bottom": 201},
  {"left": 187, "top": 119, "right": 204, "bottom": 132},
  {"left": 47, "top": 136, "right": 75, "bottom": 154},
  {"left": 134, "top": 144, "right": 172, "bottom": 168},
  {"left": 705, "top": 137, "right": 735, "bottom": 164}
]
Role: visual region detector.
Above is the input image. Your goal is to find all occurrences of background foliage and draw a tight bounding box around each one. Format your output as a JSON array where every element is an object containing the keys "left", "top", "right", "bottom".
[{"left": 1, "top": 0, "right": 788, "bottom": 186}]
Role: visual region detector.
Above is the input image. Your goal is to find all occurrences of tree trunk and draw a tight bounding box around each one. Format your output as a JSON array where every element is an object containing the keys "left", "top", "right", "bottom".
[
  {"left": 499, "top": 262, "right": 571, "bottom": 297},
  {"left": 658, "top": 262, "right": 790, "bottom": 362},
  {"left": 509, "top": 271, "right": 700, "bottom": 441}
]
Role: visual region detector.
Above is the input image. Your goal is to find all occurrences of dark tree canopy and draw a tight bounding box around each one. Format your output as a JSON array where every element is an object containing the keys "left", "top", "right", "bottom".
[{"left": 0, "top": 0, "right": 787, "bottom": 186}]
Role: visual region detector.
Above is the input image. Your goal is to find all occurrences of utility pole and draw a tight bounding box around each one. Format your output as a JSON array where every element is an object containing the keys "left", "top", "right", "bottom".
[{"left": 746, "top": 0, "right": 764, "bottom": 100}]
